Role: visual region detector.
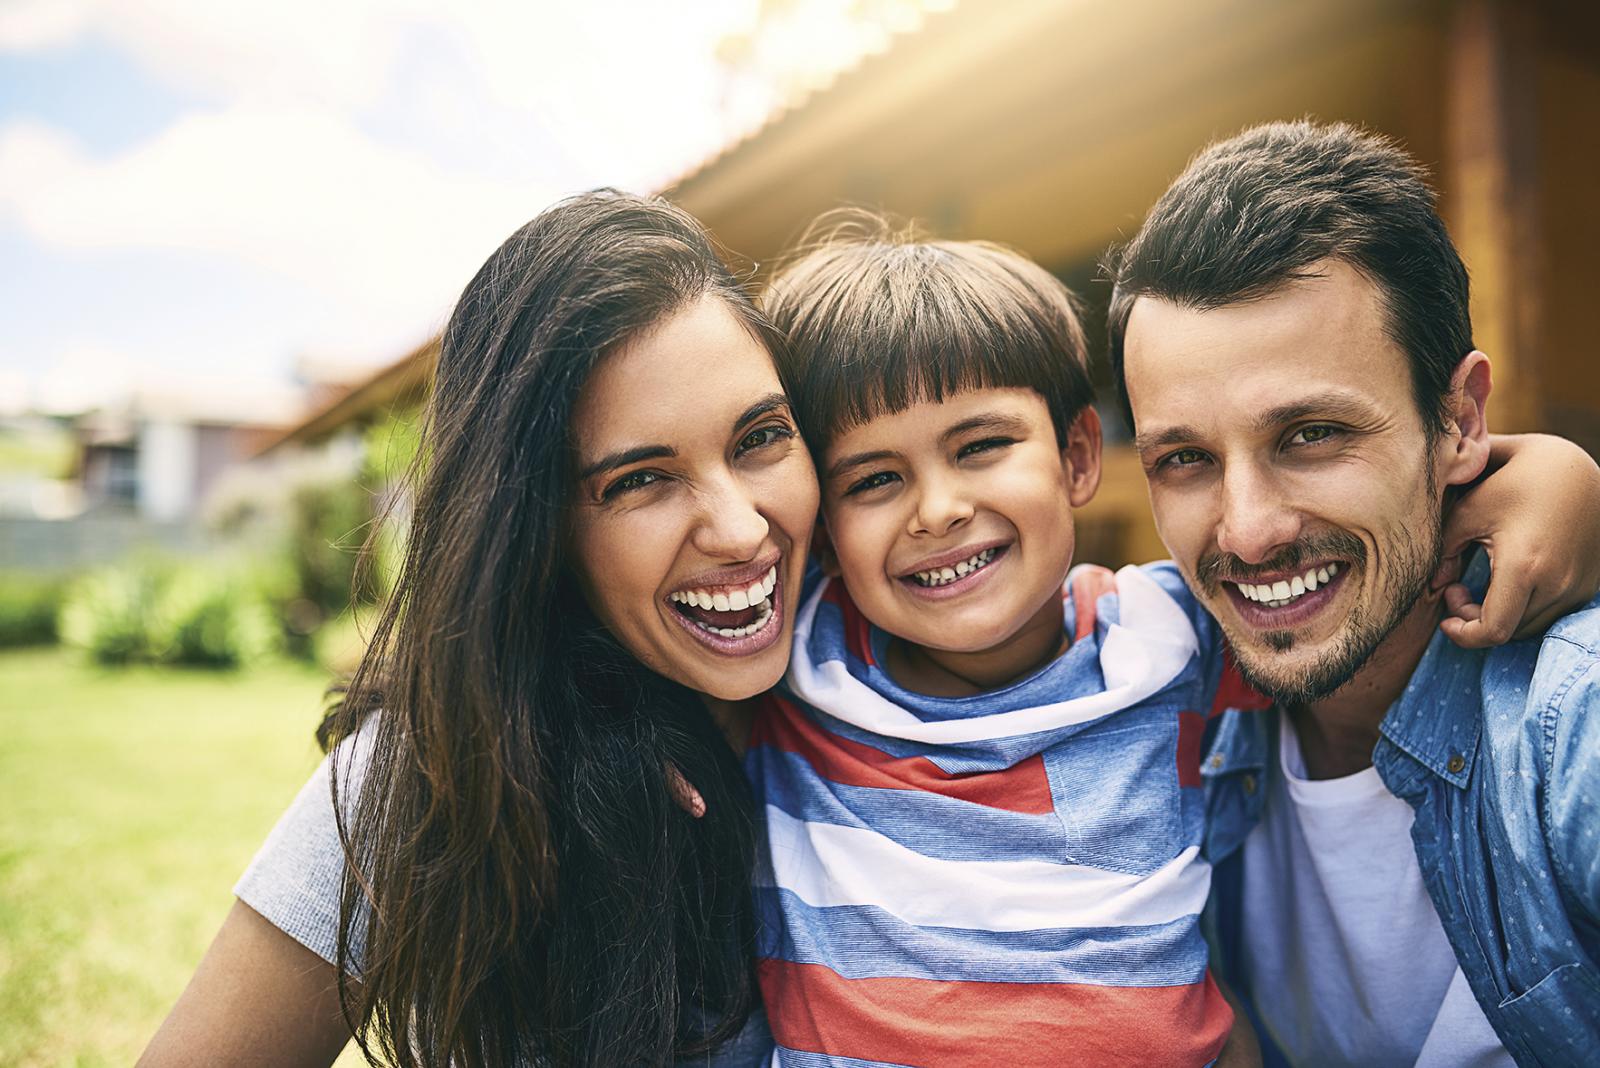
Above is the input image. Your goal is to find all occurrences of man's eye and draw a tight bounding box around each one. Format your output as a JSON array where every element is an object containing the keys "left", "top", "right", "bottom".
[
  {"left": 738, "top": 424, "right": 794, "bottom": 453},
  {"left": 1163, "top": 448, "right": 1208, "bottom": 468},
  {"left": 844, "top": 471, "right": 899, "bottom": 496},
  {"left": 603, "top": 470, "right": 661, "bottom": 499},
  {"left": 1289, "top": 425, "right": 1339, "bottom": 446},
  {"left": 958, "top": 437, "right": 1014, "bottom": 459}
]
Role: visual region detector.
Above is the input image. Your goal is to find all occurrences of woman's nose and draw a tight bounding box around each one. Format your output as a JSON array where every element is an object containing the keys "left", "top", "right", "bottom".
[{"left": 691, "top": 475, "right": 770, "bottom": 561}]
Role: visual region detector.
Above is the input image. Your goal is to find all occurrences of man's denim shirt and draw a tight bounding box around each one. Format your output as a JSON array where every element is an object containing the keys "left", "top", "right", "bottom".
[{"left": 1200, "top": 563, "right": 1600, "bottom": 1068}]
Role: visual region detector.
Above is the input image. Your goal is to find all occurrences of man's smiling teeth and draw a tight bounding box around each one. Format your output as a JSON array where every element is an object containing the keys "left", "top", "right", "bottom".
[
  {"left": 665, "top": 565, "right": 777, "bottom": 617},
  {"left": 911, "top": 547, "right": 997, "bottom": 588},
  {"left": 1233, "top": 563, "right": 1339, "bottom": 608}
]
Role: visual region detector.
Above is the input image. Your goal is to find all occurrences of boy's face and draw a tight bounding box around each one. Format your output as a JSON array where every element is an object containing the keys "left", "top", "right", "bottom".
[{"left": 819, "top": 387, "right": 1100, "bottom": 655}]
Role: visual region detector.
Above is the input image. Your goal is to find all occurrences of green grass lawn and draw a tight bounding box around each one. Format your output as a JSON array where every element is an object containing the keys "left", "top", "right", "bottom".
[{"left": 0, "top": 646, "right": 370, "bottom": 1066}]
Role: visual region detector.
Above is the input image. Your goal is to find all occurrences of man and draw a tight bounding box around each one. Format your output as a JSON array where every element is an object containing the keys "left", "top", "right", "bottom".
[{"left": 1107, "top": 120, "right": 1600, "bottom": 1066}]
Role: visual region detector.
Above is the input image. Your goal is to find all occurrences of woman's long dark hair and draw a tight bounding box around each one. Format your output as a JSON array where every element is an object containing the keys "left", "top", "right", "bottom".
[{"left": 318, "top": 191, "right": 769, "bottom": 1067}]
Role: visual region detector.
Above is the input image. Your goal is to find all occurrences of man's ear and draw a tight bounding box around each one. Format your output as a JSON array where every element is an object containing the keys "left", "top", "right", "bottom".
[
  {"left": 811, "top": 521, "right": 842, "bottom": 578},
  {"left": 1440, "top": 351, "right": 1493, "bottom": 488},
  {"left": 1063, "top": 406, "right": 1104, "bottom": 508}
]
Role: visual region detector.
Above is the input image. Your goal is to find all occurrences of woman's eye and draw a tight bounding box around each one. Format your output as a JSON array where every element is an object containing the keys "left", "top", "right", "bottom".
[
  {"left": 737, "top": 424, "right": 794, "bottom": 453},
  {"left": 844, "top": 471, "right": 900, "bottom": 496},
  {"left": 958, "top": 437, "right": 1014, "bottom": 459},
  {"left": 1289, "top": 424, "right": 1339, "bottom": 446},
  {"left": 602, "top": 470, "right": 661, "bottom": 499}
]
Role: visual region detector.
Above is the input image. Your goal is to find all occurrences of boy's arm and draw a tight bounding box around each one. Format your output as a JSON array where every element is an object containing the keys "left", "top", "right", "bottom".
[
  {"left": 1438, "top": 433, "right": 1600, "bottom": 648},
  {"left": 1213, "top": 976, "right": 1263, "bottom": 1068}
]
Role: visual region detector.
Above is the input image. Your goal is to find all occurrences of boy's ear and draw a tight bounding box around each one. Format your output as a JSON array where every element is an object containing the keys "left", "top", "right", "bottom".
[
  {"left": 1063, "top": 406, "right": 1104, "bottom": 508},
  {"left": 811, "top": 521, "right": 842, "bottom": 578},
  {"left": 1440, "top": 351, "right": 1493, "bottom": 488}
]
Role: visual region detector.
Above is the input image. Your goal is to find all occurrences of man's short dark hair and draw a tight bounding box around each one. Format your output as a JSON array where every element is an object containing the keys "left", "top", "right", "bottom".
[
  {"left": 1105, "top": 120, "right": 1473, "bottom": 433},
  {"left": 765, "top": 210, "right": 1095, "bottom": 454}
]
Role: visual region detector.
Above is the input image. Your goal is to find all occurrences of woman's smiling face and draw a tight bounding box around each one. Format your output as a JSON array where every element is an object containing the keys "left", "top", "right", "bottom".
[{"left": 568, "top": 294, "right": 819, "bottom": 701}]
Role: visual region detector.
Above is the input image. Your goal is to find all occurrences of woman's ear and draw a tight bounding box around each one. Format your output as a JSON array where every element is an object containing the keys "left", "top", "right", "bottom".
[
  {"left": 1063, "top": 406, "right": 1104, "bottom": 509},
  {"left": 811, "top": 522, "right": 842, "bottom": 578},
  {"left": 1441, "top": 351, "right": 1493, "bottom": 488}
]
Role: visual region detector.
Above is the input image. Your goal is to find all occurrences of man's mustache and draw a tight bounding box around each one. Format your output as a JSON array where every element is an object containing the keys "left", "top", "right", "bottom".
[{"left": 1195, "top": 531, "right": 1367, "bottom": 592}]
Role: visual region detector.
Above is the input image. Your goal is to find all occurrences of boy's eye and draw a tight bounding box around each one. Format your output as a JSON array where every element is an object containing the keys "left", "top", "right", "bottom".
[
  {"left": 843, "top": 471, "right": 900, "bottom": 496},
  {"left": 958, "top": 437, "right": 1014, "bottom": 459},
  {"left": 737, "top": 423, "right": 794, "bottom": 453},
  {"left": 602, "top": 470, "right": 662, "bottom": 500},
  {"left": 1288, "top": 424, "right": 1339, "bottom": 446}
]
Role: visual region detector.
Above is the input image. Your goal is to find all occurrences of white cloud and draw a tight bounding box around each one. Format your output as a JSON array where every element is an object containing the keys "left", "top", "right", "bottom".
[
  {"left": 0, "top": 0, "right": 90, "bottom": 51},
  {"left": 0, "top": 106, "right": 556, "bottom": 352}
]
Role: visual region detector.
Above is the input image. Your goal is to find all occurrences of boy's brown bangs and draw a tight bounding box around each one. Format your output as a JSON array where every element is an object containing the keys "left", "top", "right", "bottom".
[{"left": 766, "top": 231, "right": 1096, "bottom": 452}]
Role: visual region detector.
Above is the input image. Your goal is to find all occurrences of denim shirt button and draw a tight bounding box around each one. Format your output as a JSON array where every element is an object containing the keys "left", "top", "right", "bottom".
[
  {"left": 1242, "top": 774, "right": 1258, "bottom": 795},
  {"left": 1447, "top": 753, "right": 1466, "bottom": 774},
  {"left": 1208, "top": 753, "right": 1225, "bottom": 771}
]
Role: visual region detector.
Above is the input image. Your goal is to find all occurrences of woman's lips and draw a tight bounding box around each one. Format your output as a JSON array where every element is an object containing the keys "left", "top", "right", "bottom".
[{"left": 667, "top": 566, "right": 785, "bottom": 656}]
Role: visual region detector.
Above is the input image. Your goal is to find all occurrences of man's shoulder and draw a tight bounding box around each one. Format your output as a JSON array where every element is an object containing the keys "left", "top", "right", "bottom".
[
  {"left": 1540, "top": 591, "right": 1600, "bottom": 659},
  {"left": 1500, "top": 592, "right": 1600, "bottom": 714}
]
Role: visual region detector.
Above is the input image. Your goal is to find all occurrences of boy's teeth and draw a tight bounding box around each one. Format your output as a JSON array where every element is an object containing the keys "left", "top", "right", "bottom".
[
  {"left": 912, "top": 547, "right": 998, "bottom": 587},
  {"left": 670, "top": 565, "right": 779, "bottom": 611},
  {"left": 1232, "top": 562, "right": 1341, "bottom": 609}
]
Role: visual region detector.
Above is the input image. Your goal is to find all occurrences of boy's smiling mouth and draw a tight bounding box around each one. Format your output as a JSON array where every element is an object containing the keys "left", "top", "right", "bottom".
[{"left": 898, "top": 542, "right": 1011, "bottom": 597}]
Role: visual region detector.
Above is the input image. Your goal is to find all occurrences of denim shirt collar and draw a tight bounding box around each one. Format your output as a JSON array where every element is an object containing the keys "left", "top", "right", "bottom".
[{"left": 1375, "top": 552, "right": 1491, "bottom": 791}]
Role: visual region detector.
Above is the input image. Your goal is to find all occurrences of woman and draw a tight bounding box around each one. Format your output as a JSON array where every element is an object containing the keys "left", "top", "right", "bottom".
[{"left": 140, "top": 191, "right": 815, "bottom": 1067}]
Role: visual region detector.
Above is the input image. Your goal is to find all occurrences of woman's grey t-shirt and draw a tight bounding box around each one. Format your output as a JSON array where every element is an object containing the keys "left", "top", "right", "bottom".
[{"left": 235, "top": 735, "right": 774, "bottom": 1067}]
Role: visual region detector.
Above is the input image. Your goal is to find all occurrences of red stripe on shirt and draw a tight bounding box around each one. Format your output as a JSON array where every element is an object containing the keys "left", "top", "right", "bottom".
[
  {"left": 1070, "top": 565, "right": 1118, "bottom": 642},
  {"left": 1176, "top": 710, "right": 1206, "bottom": 788},
  {"left": 758, "top": 959, "right": 1233, "bottom": 1067},
  {"left": 822, "top": 578, "right": 876, "bottom": 666},
  {"left": 1211, "top": 645, "right": 1272, "bottom": 716},
  {"left": 753, "top": 694, "right": 1056, "bottom": 816}
]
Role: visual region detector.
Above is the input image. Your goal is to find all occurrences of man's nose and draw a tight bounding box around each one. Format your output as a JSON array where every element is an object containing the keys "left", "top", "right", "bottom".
[
  {"left": 909, "top": 474, "right": 975, "bottom": 539},
  {"left": 1215, "top": 464, "right": 1302, "bottom": 565},
  {"left": 691, "top": 474, "right": 770, "bottom": 560}
]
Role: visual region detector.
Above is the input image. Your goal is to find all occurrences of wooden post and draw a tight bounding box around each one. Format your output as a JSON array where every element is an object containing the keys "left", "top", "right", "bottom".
[{"left": 1443, "top": 0, "right": 1544, "bottom": 432}]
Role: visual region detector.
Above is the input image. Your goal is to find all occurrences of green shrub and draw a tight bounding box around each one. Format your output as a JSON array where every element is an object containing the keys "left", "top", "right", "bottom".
[
  {"left": 0, "top": 572, "right": 68, "bottom": 647},
  {"left": 287, "top": 477, "right": 378, "bottom": 618},
  {"left": 59, "top": 557, "right": 279, "bottom": 669},
  {"left": 151, "top": 569, "right": 278, "bottom": 669},
  {"left": 59, "top": 560, "right": 167, "bottom": 665}
]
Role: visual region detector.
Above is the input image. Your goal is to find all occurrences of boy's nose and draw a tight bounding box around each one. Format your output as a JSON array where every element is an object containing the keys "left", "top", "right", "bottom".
[{"left": 909, "top": 479, "right": 975, "bottom": 539}]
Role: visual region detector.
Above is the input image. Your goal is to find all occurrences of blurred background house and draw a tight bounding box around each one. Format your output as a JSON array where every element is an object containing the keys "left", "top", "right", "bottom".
[{"left": 264, "top": 0, "right": 1600, "bottom": 568}]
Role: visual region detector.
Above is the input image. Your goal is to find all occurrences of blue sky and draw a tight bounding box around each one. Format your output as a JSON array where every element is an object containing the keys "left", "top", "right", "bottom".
[{"left": 0, "top": 0, "right": 800, "bottom": 414}]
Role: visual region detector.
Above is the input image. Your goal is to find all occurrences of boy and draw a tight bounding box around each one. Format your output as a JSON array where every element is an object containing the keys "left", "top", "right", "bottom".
[{"left": 747, "top": 220, "right": 1248, "bottom": 1066}]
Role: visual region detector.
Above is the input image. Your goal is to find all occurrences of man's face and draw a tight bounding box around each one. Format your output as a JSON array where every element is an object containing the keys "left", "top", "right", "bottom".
[{"left": 1124, "top": 259, "right": 1465, "bottom": 705}]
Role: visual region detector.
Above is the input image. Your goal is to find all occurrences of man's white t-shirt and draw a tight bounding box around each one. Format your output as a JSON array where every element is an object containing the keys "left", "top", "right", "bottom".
[{"left": 1238, "top": 715, "right": 1513, "bottom": 1067}]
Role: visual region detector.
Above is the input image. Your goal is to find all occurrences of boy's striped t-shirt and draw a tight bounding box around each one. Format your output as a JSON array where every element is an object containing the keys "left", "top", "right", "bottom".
[{"left": 746, "top": 563, "right": 1241, "bottom": 1067}]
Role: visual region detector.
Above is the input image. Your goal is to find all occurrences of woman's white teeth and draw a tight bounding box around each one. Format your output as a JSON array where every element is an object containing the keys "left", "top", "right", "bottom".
[
  {"left": 692, "top": 595, "right": 774, "bottom": 638},
  {"left": 913, "top": 548, "right": 997, "bottom": 587},
  {"left": 1234, "top": 562, "right": 1339, "bottom": 608},
  {"left": 668, "top": 566, "right": 779, "bottom": 618}
]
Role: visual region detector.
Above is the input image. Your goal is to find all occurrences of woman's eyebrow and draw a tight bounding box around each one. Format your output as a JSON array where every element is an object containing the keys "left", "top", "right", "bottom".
[
  {"left": 578, "top": 394, "right": 790, "bottom": 481},
  {"left": 579, "top": 444, "right": 675, "bottom": 481},
  {"left": 733, "top": 393, "right": 791, "bottom": 430}
]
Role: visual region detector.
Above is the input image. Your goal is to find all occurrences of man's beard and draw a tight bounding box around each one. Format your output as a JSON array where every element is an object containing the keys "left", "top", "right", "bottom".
[{"left": 1194, "top": 486, "right": 1443, "bottom": 708}]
